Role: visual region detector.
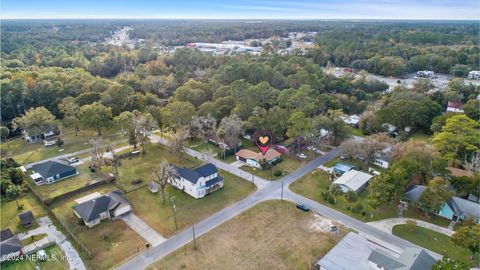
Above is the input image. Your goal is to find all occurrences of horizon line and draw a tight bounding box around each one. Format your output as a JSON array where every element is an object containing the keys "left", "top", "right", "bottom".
[{"left": 1, "top": 17, "right": 478, "bottom": 21}]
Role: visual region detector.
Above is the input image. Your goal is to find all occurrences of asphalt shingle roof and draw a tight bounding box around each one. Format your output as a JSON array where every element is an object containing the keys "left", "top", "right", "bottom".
[
  {"left": 18, "top": 211, "right": 34, "bottom": 226},
  {"left": 31, "top": 160, "right": 76, "bottom": 179},
  {"left": 176, "top": 163, "right": 218, "bottom": 184}
]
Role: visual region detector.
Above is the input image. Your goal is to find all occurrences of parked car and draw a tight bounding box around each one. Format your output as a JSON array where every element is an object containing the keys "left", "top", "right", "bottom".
[
  {"left": 296, "top": 203, "right": 310, "bottom": 212},
  {"left": 44, "top": 140, "right": 56, "bottom": 147},
  {"left": 66, "top": 157, "right": 80, "bottom": 164},
  {"left": 297, "top": 153, "right": 307, "bottom": 159}
]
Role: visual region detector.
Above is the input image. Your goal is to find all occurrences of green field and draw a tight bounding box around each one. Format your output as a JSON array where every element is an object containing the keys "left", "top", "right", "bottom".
[
  {"left": 393, "top": 225, "right": 474, "bottom": 266},
  {"left": 0, "top": 193, "right": 49, "bottom": 234},
  {"left": 1, "top": 244, "right": 69, "bottom": 270},
  {"left": 125, "top": 168, "right": 255, "bottom": 237}
]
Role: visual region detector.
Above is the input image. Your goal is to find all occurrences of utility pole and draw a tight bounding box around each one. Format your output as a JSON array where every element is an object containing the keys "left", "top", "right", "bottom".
[
  {"left": 192, "top": 225, "right": 197, "bottom": 250},
  {"left": 171, "top": 197, "right": 177, "bottom": 230},
  {"left": 251, "top": 169, "right": 255, "bottom": 189},
  {"left": 281, "top": 178, "right": 284, "bottom": 201}
]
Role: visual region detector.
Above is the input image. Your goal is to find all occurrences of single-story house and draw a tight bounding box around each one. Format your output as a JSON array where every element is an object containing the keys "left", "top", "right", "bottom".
[
  {"left": 148, "top": 181, "right": 158, "bottom": 193},
  {"left": 332, "top": 169, "right": 374, "bottom": 193},
  {"left": 22, "top": 129, "right": 57, "bottom": 143},
  {"left": 235, "top": 149, "right": 282, "bottom": 169},
  {"left": 316, "top": 232, "right": 436, "bottom": 270},
  {"left": 0, "top": 228, "right": 23, "bottom": 262},
  {"left": 73, "top": 190, "right": 132, "bottom": 228},
  {"left": 446, "top": 101, "right": 464, "bottom": 113},
  {"left": 373, "top": 146, "right": 393, "bottom": 169},
  {"left": 342, "top": 114, "right": 360, "bottom": 127},
  {"left": 332, "top": 162, "right": 355, "bottom": 174},
  {"left": 170, "top": 163, "right": 224, "bottom": 199},
  {"left": 30, "top": 160, "right": 78, "bottom": 185},
  {"left": 404, "top": 185, "right": 426, "bottom": 203},
  {"left": 18, "top": 211, "right": 34, "bottom": 227},
  {"left": 438, "top": 196, "right": 480, "bottom": 223}
]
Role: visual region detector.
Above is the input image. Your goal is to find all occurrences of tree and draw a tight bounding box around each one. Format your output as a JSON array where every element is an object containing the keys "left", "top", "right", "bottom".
[
  {"left": 345, "top": 190, "right": 358, "bottom": 203},
  {"left": 6, "top": 184, "right": 22, "bottom": 209},
  {"left": 313, "top": 111, "right": 351, "bottom": 146},
  {"left": 58, "top": 97, "right": 80, "bottom": 135},
  {"left": 115, "top": 110, "right": 158, "bottom": 151},
  {"left": 368, "top": 173, "right": 395, "bottom": 210},
  {"left": 88, "top": 137, "right": 109, "bottom": 171},
  {"left": 167, "top": 127, "right": 189, "bottom": 154},
  {"left": 328, "top": 184, "right": 342, "bottom": 204},
  {"left": 0, "top": 126, "right": 10, "bottom": 142},
  {"left": 12, "top": 107, "right": 57, "bottom": 142},
  {"left": 152, "top": 161, "right": 178, "bottom": 205},
  {"left": 286, "top": 111, "right": 312, "bottom": 153},
  {"left": 217, "top": 114, "right": 243, "bottom": 156},
  {"left": 433, "top": 115, "right": 479, "bottom": 163},
  {"left": 161, "top": 101, "right": 196, "bottom": 128},
  {"left": 418, "top": 177, "right": 454, "bottom": 216},
  {"left": 463, "top": 99, "right": 480, "bottom": 120},
  {"left": 432, "top": 257, "right": 469, "bottom": 270},
  {"left": 78, "top": 102, "right": 113, "bottom": 135},
  {"left": 452, "top": 225, "right": 480, "bottom": 260},
  {"left": 190, "top": 115, "right": 216, "bottom": 153}
]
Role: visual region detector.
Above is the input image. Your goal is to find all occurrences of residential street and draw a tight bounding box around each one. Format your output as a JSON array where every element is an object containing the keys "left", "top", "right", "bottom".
[{"left": 115, "top": 139, "right": 441, "bottom": 270}]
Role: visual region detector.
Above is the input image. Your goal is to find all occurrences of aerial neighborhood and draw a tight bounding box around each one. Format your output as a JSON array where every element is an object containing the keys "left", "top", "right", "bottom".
[{"left": 0, "top": 8, "right": 479, "bottom": 270}]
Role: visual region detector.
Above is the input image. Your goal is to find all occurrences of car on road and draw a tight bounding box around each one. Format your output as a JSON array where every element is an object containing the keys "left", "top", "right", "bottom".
[
  {"left": 296, "top": 203, "right": 310, "bottom": 212},
  {"left": 66, "top": 157, "right": 80, "bottom": 164},
  {"left": 44, "top": 140, "right": 56, "bottom": 147}
]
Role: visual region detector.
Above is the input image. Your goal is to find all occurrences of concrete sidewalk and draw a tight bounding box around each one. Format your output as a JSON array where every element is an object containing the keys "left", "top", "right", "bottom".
[
  {"left": 368, "top": 218, "right": 454, "bottom": 236},
  {"left": 120, "top": 213, "right": 167, "bottom": 247}
]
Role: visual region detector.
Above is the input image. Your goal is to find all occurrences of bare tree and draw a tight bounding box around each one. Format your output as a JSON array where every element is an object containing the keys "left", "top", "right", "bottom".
[
  {"left": 190, "top": 115, "right": 216, "bottom": 153},
  {"left": 89, "top": 137, "right": 109, "bottom": 171},
  {"left": 359, "top": 133, "right": 391, "bottom": 164},
  {"left": 217, "top": 115, "right": 243, "bottom": 158},
  {"left": 340, "top": 139, "right": 360, "bottom": 160},
  {"left": 167, "top": 127, "right": 189, "bottom": 154},
  {"left": 152, "top": 161, "right": 178, "bottom": 204}
]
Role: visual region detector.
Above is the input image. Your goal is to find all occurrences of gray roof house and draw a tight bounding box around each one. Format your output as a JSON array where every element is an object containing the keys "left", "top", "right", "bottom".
[
  {"left": 438, "top": 196, "right": 480, "bottom": 223},
  {"left": 0, "top": 228, "right": 23, "bottom": 262},
  {"left": 404, "top": 185, "right": 427, "bottom": 203},
  {"left": 171, "top": 163, "right": 224, "bottom": 199},
  {"left": 316, "top": 232, "right": 437, "bottom": 270},
  {"left": 332, "top": 169, "right": 374, "bottom": 193},
  {"left": 73, "top": 190, "right": 131, "bottom": 228},
  {"left": 18, "top": 211, "right": 34, "bottom": 227},
  {"left": 30, "top": 160, "right": 78, "bottom": 185}
]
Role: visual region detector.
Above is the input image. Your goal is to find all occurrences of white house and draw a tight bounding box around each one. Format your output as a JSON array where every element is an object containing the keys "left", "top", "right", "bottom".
[
  {"left": 22, "top": 130, "right": 56, "bottom": 142},
  {"left": 332, "top": 169, "right": 374, "bottom": 193},
  {"left": 373, "top": 147, "right": 393, "bottom": 169},
  {"left": 170, "top": 163, "right": 224, "bottom": 199}
]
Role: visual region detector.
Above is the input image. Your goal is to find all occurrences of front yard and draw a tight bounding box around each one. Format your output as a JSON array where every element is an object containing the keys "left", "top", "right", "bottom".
[
  {"left": 1, "top": 244, "right": 69, "bottom": 270},
  {"left": 49, "top": 184, "right": 146, "bottom": 270},
  {"left": 125, "top": 168, "right": 255, "bottom": 237},
  {"left": 393, "top": 224, "right": 474, "bottom": 266},
  {"left": 149, "top": 200, "right": 345, "bottom": 270}
]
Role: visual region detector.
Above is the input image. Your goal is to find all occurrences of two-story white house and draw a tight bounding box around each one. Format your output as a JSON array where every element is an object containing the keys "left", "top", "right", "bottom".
[{"left": 170, "top": 163, "right": 224, "bottom": 199}]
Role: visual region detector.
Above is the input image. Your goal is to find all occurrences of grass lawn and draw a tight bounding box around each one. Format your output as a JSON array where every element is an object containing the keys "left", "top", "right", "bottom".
[
  {"left": 125, "top": 169, "right": 255, "bottom": 237},
  {"left": 290, "top": 170, "right": 452, "bottom": 227},
  {"left": 1, "top": 244, "right": 69, "bottom": 270},
  {"left": 350, "top": 127, "right": 366, "bottom": 137},
  {"left": 149, "top": 200, "right": 344, "bottom": 270},
  {"left": 290, "top": 170, "right": 397, "bottom": 221},
  {"left": 240, "top": 152, "right": 316, "bottom": 180},
  {"left": 29, "top": 163, "right": 103, "bottom": 201},
  {"left": 49, "top": 184, "right": 146, "bottom": 270},
  {"left": 0, "top": 193, "right": 49, "bottom": 234},
  {"left": 1, "top": 127, "right": 123, "bottom": 165},
  {"left": 408, "top": 131, "right": 432, "bottom": 144},
  {"left": 115, "top": 143, "right": 202, "bottom": 192},
  {"left": 21, "top": 233, "right": 48, "bottom": 246},
  {"left": 393, "top": 225, "right": 475, "bottom": 266}
]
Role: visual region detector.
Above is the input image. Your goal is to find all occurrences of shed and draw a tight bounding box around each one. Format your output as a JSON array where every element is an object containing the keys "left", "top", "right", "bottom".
[
  {"left": 18, "top": 211, "right": 34, "bottom": 227},
  {"left": 333, "top": 162, "right": 355, "bottom": 174},
  {"left": 148, "top": 181, "right": 158, "bottom": 193}
]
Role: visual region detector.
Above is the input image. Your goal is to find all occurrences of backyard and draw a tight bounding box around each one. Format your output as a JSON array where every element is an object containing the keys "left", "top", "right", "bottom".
[
  {"left": 1, "top": 244, "right": 69, "bottom": 270},
  {"left": 49, "top": 184, "right": 146, "bottom": 270},
  {"left": 149, "top": 200, "right": 344, "bottom": 270},
  {"left": 393, "top": 224, "right": 474, "bottom": 266},
  {"left": 0, "top": 127, "right": 124, "bottom": 165},
  {"left": 125, "top": 168, "right": 255, "bottom": 237},
  {"left": 0, "top": 193, "right": 49, "bottom": 233},
  {"left": 289, "top": 169, "right": 451, "bottom": 227}
]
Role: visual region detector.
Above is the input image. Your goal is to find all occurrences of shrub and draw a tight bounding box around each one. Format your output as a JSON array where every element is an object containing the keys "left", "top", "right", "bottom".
[
  {"left": 274, "top": 170, "right": 282, "bottom": 177},
  {"left": 350, "top": 202, "right": 364, "bottom": 213},
  {"left": 322, "top": 192, "right": 336, "bottom": 204}
]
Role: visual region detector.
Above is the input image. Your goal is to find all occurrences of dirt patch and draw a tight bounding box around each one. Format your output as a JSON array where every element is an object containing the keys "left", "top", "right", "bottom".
[{"left": 308, "top": 214, "right": 335, "bottom": 233}]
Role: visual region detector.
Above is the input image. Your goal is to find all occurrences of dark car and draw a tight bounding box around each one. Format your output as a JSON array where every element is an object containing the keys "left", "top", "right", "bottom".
[{"left": 296, "top": 203, "right": 310, "bottom": 212}]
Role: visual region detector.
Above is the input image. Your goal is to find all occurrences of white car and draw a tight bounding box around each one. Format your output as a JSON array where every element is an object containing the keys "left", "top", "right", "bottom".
[
  {"left": 44, "top": 140, "right": 56, "bottom": 147},
  {"left": 297, "top": 153, "right": 307, "bottom": 159},
  {"left": 66, "top": 157, "right": 80, "bottom": 164}
]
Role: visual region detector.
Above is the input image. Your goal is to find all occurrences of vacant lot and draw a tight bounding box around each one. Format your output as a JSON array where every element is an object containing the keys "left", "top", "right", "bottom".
[
  {"left": 1, "top": 244, "right": 69, "bottom": 270},
  {"left": 1, "top": 127, "right": 123, "bottom": 165},
  {"left": 241, "top": 152, "right": 316, "bottom": 180},
  {"left": 115, "top": 143, "right": 202, "bottom": 192},
  {"left": 150, "top": 200, "right": 344, "bottom": 270},
  {"left": 49, "top": 184, "right": 146, "bottom": 270},
  {"left": 290, "top": 169, "right": 451, "bottom": 227},
  {"left": 393, "top": 224, "right": 474, "bottom": 266},
  {"left": 0, "top": 193, "right": 49, "bottom": 233},
  {"left": 126, "top": 169, "right": 254, "bottom": 237}
]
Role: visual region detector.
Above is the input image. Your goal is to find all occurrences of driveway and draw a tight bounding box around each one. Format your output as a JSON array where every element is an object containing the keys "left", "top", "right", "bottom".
[
  {"left": 368, "top": 218, "right": 454, "bottom": 237},
  {"left": 120, "top": 213, "right": 167, "bottom": 247},
  {"left": 18, "top": 216, "right": 86, "bottom": 270}
]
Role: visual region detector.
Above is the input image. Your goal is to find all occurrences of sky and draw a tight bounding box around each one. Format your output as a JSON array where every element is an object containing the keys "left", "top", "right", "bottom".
[{"left": 2, "top": 0, "right": 479, "bottom": 20}]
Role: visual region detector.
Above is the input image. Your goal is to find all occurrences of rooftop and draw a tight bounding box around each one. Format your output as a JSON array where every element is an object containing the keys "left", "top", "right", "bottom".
[
  {"left": 31, "top": 160, "right": 76, "bottom": 178},
  {"left": 176, "top": 163, "right": 218, "bottom": 184},
  {"left": 333, "top": 169, "right": 373, "bottom": 192}
]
